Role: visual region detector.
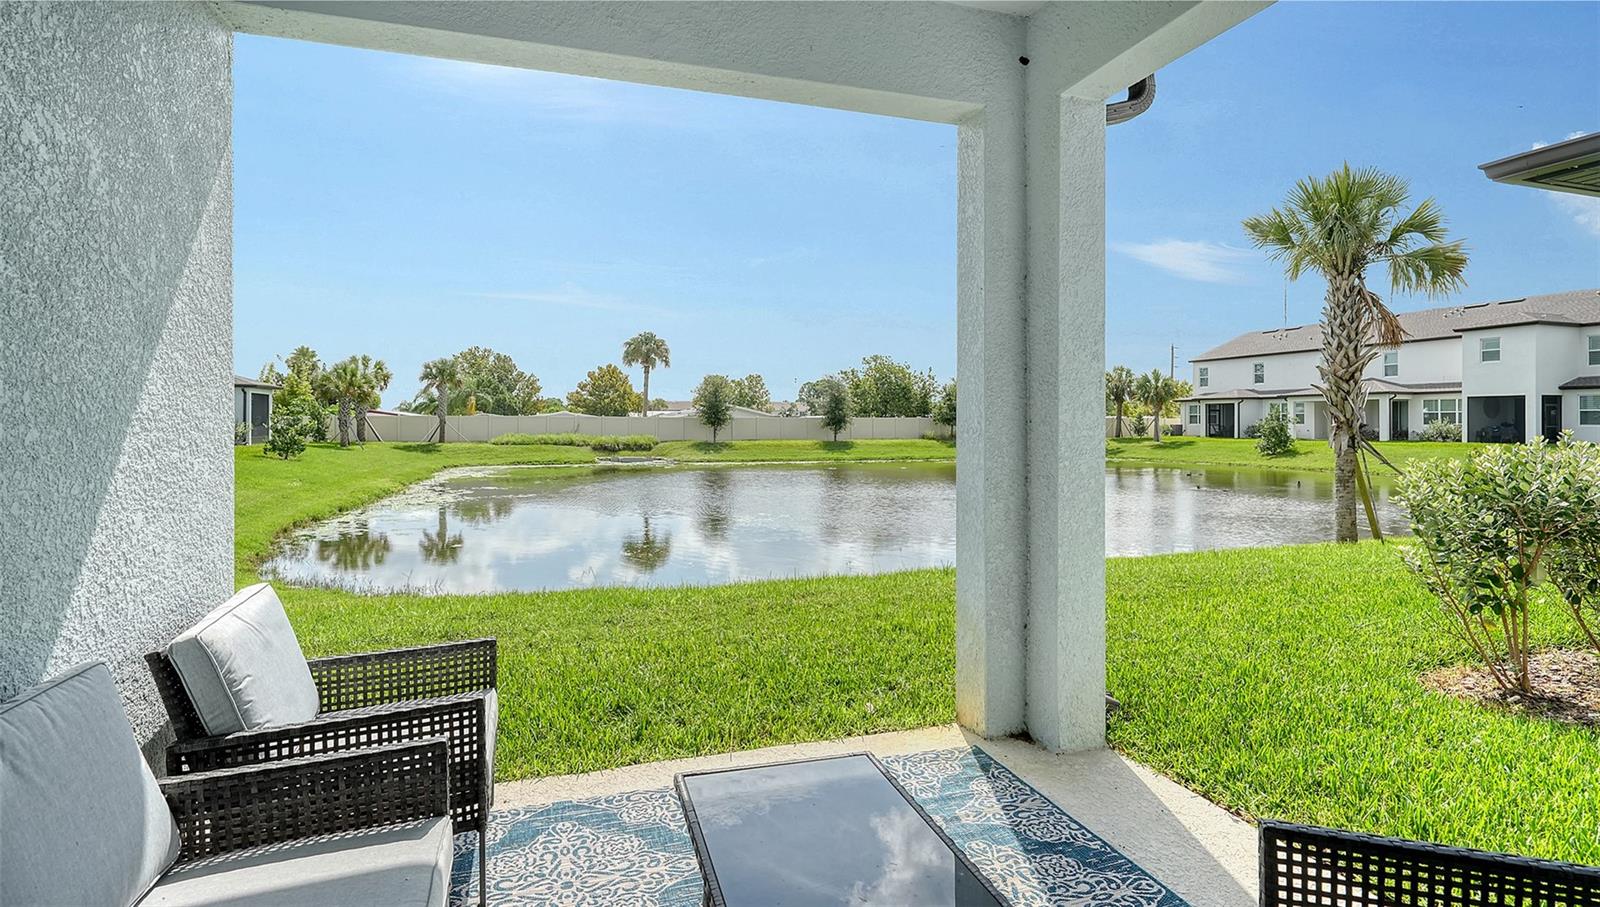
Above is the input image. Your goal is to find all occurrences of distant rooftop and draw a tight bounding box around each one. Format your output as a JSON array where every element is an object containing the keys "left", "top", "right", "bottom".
[
  {"left": 233, "top": 374, "right": 279, "bottom": 389},
  {"left": 1192, "top": 289, "right": 1600, "bottom": 362}
]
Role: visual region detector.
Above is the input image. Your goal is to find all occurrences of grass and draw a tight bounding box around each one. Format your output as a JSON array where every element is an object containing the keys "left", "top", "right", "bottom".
[
  {"left": 241, "top": 438, "right": 1599, "bottom": 863},
  {"left": 1106, "top": 435, "right": 1479, "bottom": 475},
  {"left": 652, "top": 438, "right": 956, "bottom": 462},
  {"left": 490, "top": 432, "right": 658, "bottom": 452}
]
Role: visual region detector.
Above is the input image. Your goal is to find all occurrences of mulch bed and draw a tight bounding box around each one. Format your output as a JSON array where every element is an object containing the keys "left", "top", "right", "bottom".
[{"left": 1422, "top": 649, "right": 1600, "bottom": 727}]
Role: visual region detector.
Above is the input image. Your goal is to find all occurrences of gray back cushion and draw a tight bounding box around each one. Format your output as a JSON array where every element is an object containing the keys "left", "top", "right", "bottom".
[
  {"left": 0, "top": 662, "right": 181, "bottom": 907},
  {"left": 166, "top": 583, "right": 320, "bottom": 736}
]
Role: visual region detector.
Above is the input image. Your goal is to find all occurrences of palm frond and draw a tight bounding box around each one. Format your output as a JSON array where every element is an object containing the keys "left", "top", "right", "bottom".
[
  {"left": 1359, "top": 286, "right": 1407, "bottom": 348},
  {"left": 1385, "top": 241, "right": 1469, "bottom": 298}
]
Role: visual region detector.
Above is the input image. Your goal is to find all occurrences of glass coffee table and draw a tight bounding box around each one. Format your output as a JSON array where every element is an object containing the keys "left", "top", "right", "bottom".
[{"left": 674, "top": 753, "right": 1011, "bottom": 906}]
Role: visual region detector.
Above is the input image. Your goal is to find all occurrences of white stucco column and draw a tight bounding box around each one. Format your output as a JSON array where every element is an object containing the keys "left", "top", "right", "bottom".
[{"left": 1020, "top": 88, "right": 1109, "bottom": 752}]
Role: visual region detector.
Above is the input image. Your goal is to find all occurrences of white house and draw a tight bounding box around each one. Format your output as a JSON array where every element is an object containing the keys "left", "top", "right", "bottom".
[
  {"left": 1180, "top": 288, "right": 1600, "bottom": 444},
  {"left": 233, "top": 374, "right": 278, "bottom": 444}
]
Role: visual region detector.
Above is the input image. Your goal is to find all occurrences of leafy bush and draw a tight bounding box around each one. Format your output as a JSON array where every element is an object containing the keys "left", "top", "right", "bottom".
[
  {"left": 1418, "top": 420, "right": 1462, "bottom": 442},
  {"left": 489, "top": 432, "right": 656, "bottom": 452},
  {"left": 263, "top": 405, "right": 313, "bottom": 460},
  {"left": 1255, "top": 411, "right": 1296, "bottom": 456},
  {"left": 1242, "top": 421, "right": 1262, "bottom": 439},
  {"left": 1395, "top": 437, "right": 1600, "bottom": 694},
  {"left": 1130, "top": 413, "right": 1148, "bottom": 437},
  {"left": 1359, "top": 424, "right": 1379, "bottom": 441},
  {"left": 234, "top": 422, "right": 250, "bottom": 445}
]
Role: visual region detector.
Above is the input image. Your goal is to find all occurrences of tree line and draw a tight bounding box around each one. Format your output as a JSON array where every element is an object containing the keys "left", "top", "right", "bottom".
[{"left": 256, "top": 332, "right": 956, "bottom": 448}]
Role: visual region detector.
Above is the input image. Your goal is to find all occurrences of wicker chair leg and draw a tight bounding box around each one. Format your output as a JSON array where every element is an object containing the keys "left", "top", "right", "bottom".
[{"left": 478, "top": 831, "right": 488, "bottom": 906}]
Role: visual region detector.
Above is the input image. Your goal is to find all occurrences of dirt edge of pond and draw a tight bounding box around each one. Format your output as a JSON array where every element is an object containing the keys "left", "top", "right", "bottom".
[{"left": 1421, "top": 648, "right": 1600, "bottom": 727}]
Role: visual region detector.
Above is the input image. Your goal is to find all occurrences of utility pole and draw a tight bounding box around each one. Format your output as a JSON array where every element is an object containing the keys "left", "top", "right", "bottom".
[{"left": 1169, "top": 344, "right": 1176, "bottom": 379}]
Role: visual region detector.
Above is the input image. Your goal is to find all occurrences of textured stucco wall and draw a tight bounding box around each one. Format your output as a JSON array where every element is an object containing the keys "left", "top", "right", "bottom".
[{"left": 0, "top": 1, "right": 233, "bottom": 751}]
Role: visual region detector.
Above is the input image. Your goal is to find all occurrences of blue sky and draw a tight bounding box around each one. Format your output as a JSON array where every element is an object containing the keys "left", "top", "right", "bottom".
[{"left": 235, "top": 2, "right": 1600, "bottom": 405}]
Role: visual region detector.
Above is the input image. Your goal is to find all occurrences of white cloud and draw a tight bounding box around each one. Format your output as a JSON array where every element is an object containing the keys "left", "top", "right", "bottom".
[
  {"left": 1530, "top": 132, "right": 1600, "bottom": 238},
  {"left": 1110, "top": 239, "right": 1255, "bottom": 284}
]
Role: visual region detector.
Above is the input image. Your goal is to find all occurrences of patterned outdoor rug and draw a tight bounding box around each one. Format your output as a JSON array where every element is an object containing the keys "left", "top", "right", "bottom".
[{"left": 450, "top": 746, "right": 1187, "bottom": 906}]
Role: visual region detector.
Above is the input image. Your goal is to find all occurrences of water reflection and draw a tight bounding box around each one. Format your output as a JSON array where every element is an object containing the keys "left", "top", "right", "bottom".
[
  {"left": 620, "top": 515, "right": 673, "bottom": 572},
  {"left": 313, "top": 525, "right": 392, "bottom": 570},
  {"left": 418, "top": 508, "right": 464, "bottom": 564},
  {"left": 261, "top": 462, "right": 1407, "bottom": 594}
]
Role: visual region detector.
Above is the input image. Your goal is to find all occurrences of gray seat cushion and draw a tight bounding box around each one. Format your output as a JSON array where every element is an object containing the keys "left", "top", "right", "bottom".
[
  {"left": 165, "top": 583, "right": 320, "bottom": 735},
  {"left": 141, "top": 817, "right": 453, "bottom": 907},
  {"left": 0, "top": 662, "right": 181, "bottom": 907}
]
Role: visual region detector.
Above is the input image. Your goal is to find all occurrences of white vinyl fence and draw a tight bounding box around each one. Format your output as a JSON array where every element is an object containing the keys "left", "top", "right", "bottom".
[{"left": 358, "top": 412, "right": 951, "bottom": 444}]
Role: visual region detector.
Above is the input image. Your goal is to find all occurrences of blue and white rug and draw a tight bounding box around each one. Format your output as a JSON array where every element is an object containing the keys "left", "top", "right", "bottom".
[{"left": 450, "top": 746, "right": 1187, "bottom": 906}]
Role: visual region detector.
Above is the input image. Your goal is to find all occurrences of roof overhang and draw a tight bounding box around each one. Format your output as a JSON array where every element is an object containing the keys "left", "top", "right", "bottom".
[{"left": 1480, "top": 133, "right": 1600, "bottom": 197}]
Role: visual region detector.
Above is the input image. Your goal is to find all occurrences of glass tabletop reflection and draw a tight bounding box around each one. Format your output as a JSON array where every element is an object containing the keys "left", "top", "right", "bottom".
[{"left": 677, "top": 754, "right": 1005, "bottom": 906}]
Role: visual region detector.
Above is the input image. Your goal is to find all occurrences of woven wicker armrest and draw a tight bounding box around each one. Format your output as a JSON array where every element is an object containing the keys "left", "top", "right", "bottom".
[
  {"left": 167, "top": 691, "right": 491, "bottom": 833},
  {"left": 1260, "top": 821, "right": 1600, "bottom": 907},
  {"left": 307, "top": 638, "right": 497, "bottom": 711},
  {"left": 162, "top": 738, "right": 450, "bottom": 865}
]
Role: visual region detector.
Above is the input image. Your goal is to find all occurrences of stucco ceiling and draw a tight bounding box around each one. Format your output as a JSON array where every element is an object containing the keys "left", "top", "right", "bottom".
[{"left": 942, "top": 1, "right": 1048, "bottom": 17}]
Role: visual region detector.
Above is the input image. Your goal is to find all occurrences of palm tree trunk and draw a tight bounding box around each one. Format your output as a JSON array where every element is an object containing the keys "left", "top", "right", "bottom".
[
  {"left": 1320, "top": 273, "right": 1369, "bottom": 543},
  {"left": 1115, "top": 401, "right": 1124, "bottom": 437},
  {"left": 641, "top": 365, "right": 651, "bottom": 417},
  {"left": 436, "top": 386, "right": 448, "bottom": 443},
  {"left": 338, "top": 398, "right": 352, "bottom": 447},
  {"left": 356, "top": 403, "right": 368, "bottom": 443},
  {"left": 1152, "top": 405, "right": 1162, "bottom": 442}
]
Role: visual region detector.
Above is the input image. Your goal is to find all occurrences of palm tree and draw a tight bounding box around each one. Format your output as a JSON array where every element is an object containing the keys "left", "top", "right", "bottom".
[
  {"left": 1133, "top": 369, "right": 1181, "bottom": 442},
  {"left": 418, "top": 357, "right": 462, "bottom": 443},
  {"left": 1106, "top": 366, "right": 1136, "bottom": 438},
  {"left": 353, "top": 356, "right": 391, "bottom": 444},
  {"left": 1244, "top": 164, "right": 1467, "bottom": 542},
  {"left": 418, "top": 508, "right": 462, "bottom": 564},
  {"left": 621, "top": 332, "right": 671, "bottom": 417},
  {"left": 318, "top": 358, "right": 364, "bottom": 447}
]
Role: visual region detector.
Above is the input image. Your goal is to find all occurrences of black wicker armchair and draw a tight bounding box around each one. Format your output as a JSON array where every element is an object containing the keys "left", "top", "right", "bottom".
[
  {"left": 1260, "top": 821, "right": 1600, "bottom": 907},
  {"left": 149, "top": 638, "right": 498, "bottom": 901}
]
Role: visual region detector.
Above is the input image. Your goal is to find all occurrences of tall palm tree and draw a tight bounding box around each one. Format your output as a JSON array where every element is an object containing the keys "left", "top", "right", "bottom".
[
  {"left": 1106, "top": 366, "right": 1136, "bottom": 438},
  {"left": 418, "top": 357, "right": 461, "bottom": 443},
  {"left": 1133, "top": 369, "right": 1181, "bottom": 442},
  {"left": 353, "top": 356, "right": 391, "bottom": 444},
  {"left": 1244, "top": 164, "right": 1467, "bottom": 542},
  {"left": 319, "top": 358, "right": 364, "bottom": 447},
  {"left": 621, "top": 332, "right": 671, "bottom": 417}
]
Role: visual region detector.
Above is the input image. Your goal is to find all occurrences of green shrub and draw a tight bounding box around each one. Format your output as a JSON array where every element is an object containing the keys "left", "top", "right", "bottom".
[
  {"left": 1395, "top": 437, "right": 1600, "bottom": 695},
  {"left": 263, "top": 406, "right": 312, "bottom": 460},
  {"left": 489, "top": 432, "right": 656, "bottom": 452},
  {"left": 1418, "top": 420, "right": 1462, "bottom": 442},
  {"left": 1255, "top": 411, "right": 1296, "bottom": 456},
  {"left": 234, "top": 422, "right": 250, "bottom": 446},
  {"left": 1130, "top": 413, "right": 1148, "bottom": 437}
]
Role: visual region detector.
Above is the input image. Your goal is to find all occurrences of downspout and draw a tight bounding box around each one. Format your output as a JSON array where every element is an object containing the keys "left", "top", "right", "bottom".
[{"left": 1105, "top": 75, "right": 1156, "bottom": 125}]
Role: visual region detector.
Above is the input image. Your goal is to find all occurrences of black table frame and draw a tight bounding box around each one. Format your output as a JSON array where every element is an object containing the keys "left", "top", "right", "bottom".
[{"left": 674, "top": 751, "right": 1014, "bottom": 907}]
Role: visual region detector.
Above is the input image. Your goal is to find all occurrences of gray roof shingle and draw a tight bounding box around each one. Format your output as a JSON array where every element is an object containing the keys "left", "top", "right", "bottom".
[{"left": 1192, "top": 289, "right": 1600, "bottom": 362}]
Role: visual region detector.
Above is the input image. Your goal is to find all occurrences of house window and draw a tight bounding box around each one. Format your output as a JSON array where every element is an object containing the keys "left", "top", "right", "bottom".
[
  {"left": 1253, "top": 363, "right": 1265, "bottom": 384},
  {"left": 1581, "top": 395, "right": 1600, "bottom": 426},
  {"left": 1589, "top": 335, "right": 1599, "bottom": 366},
  {"left": 1187, "top": 404, "right": 1201, "bottom": 426},
  {"left": 1479, "top": 337, "right": 1501, "bottom": 362},
  {"left": 1293, "top": 402, "right": 1306, "bottom": 424},
  {"left": 1198, "top": 367, "right": 1209, "bottom": 388},
  {"left": 1383, "top": 351, "right": 1399, "bottom": 377},
  {"left": 1422, "top": 398, "right": 1461, "bottom": 425},
  {"left": 1267, "top": 402, "right": 1287, "bottom": 420}
]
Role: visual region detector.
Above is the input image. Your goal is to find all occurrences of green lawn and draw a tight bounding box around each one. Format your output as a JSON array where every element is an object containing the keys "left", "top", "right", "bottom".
[
  {"left": 651, "top": 438, "right": 955, "bottom": 462},
  {"left": 1106, "top": 435, "right": 1478, "bottom": 475},
  {"left": 241, "top": 440, "right": 1598, "bottom": 864}
]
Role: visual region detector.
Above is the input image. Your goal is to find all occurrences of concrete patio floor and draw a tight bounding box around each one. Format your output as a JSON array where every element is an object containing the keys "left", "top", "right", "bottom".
[{"left": 495, "top": 725, "right": 1257, "bottom": 907}]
